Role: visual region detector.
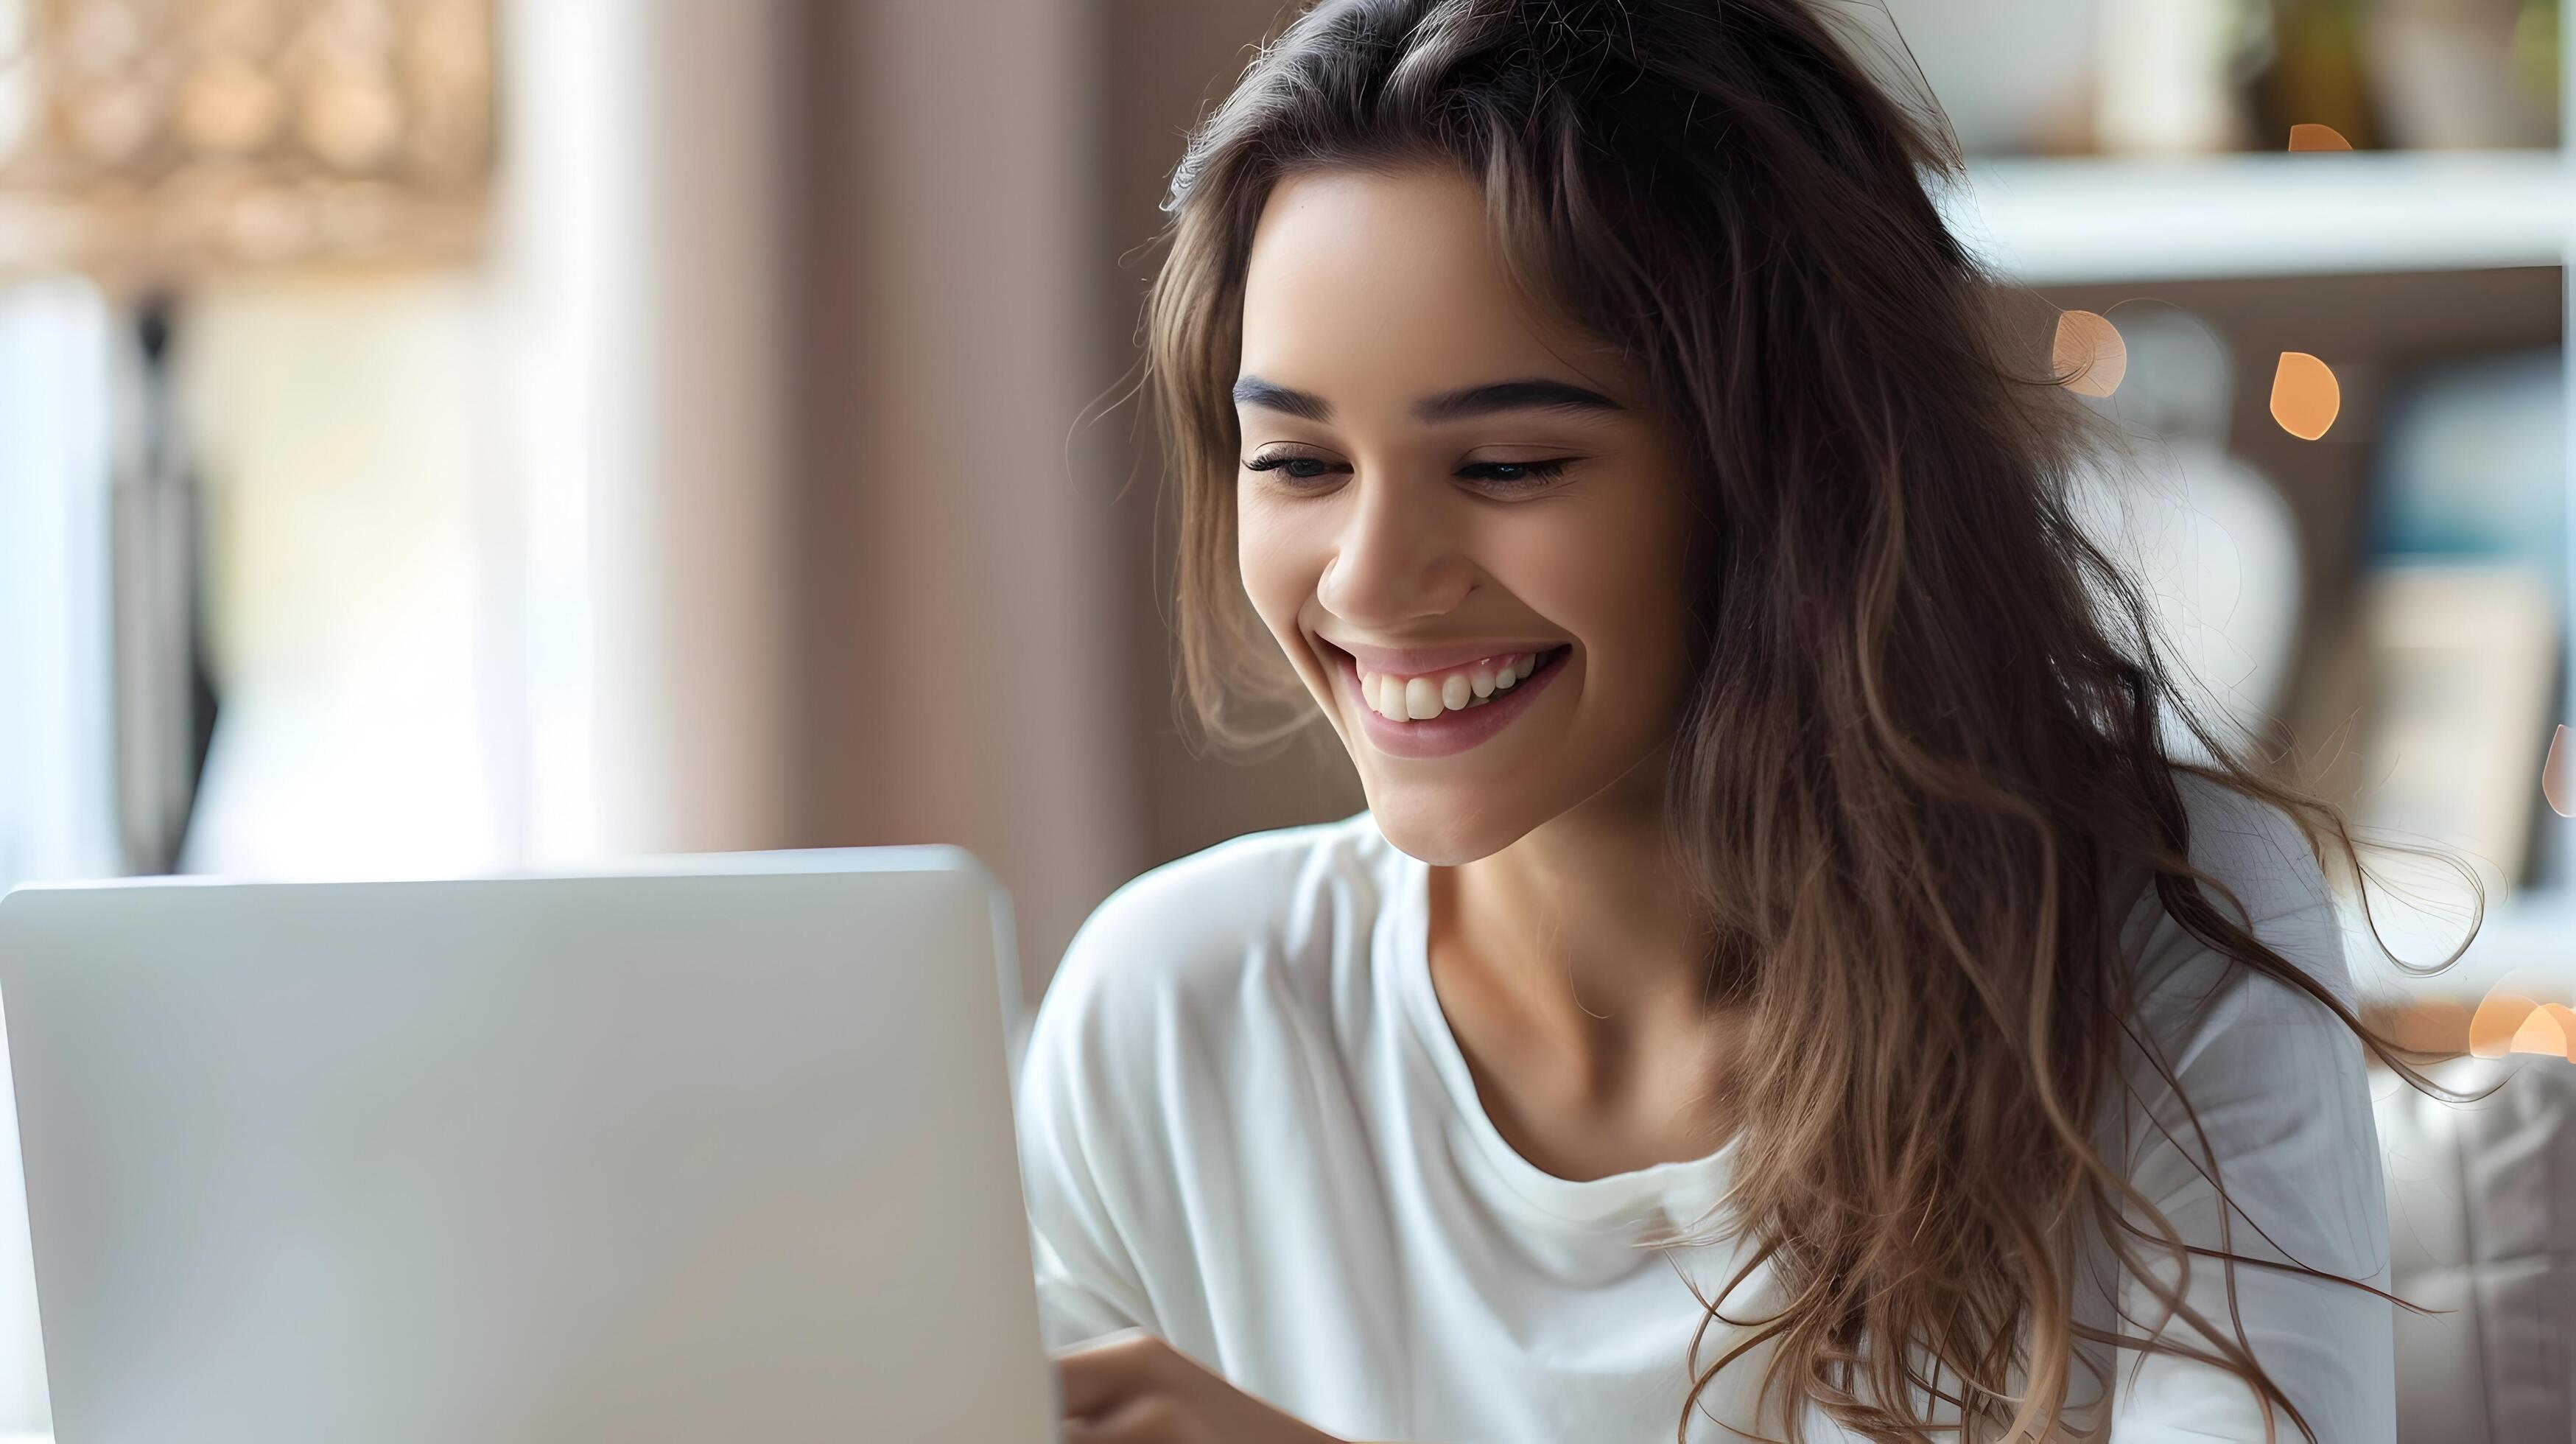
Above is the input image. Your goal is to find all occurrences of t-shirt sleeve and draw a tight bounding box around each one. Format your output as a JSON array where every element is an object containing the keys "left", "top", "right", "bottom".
[
  {"left": 1014, "top": 890, "right": 1165, "bottom": 1350},
  {"left": 2091, "top": 783, "right": 2396, "bottom": 1442}
]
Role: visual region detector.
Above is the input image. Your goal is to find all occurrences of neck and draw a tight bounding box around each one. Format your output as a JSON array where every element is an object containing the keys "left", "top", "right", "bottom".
[
  {"left": 1435, "top": 740, "right": 1711, "bottom": 1028},
  {"left": 1423, "top": 739, "right": 1742, "bottom": 1174}
]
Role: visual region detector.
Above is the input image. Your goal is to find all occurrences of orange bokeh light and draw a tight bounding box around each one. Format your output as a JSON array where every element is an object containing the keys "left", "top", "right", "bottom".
[
  {"left": 2287, "top": 123, "right": 2354, "bottom": 153},
  {"left": 2512, "top": 1005, "right": 2576, "bottom": 1059},
  {"left": 2052, "top": 309, "right": 2126, "bottom": 399},
  {"left": 2468, "top": 992, "right": 2576, "bottom": 1064},
  {"left": 2270, "top": 352, "right": 2340, "bottom": 440},
  {"left": 2469, "top": 992, "right": 2535, "bottom": 1056}
]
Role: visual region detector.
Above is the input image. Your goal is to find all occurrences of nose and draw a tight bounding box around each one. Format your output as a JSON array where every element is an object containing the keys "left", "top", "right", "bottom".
[{"left": 1313, "top": 469, "right": 1475, "bottom": 628}]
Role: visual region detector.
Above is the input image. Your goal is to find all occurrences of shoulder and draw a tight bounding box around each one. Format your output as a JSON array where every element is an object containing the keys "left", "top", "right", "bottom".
[
  {"left": 2128, "top": 771, "right": 2355, "bottom": 1030},
  {"left": 2170, "top": 771, "right": 2340, "bottom": 930},
  {"left": 1014, "top": 810, "right": 1401, "bottom": 1251},
  {"left": 1024, "top": 810, "right": 1398, "bottom": 1087},
  {"left": 2111, "top": 774, "right": 2380, "bottom": 1202},
  {"left": 1057, "top": 810, "right": 1389, "bottom": 973}
]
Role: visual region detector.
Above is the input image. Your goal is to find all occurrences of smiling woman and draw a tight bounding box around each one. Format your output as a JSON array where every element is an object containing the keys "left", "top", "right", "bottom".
[{"left": 1017, "top": 3, "right": 2446, "bottom": 1442}]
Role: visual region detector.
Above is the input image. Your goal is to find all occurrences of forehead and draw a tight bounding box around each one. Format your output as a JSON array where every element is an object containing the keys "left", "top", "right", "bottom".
[{"left": 1238, "top": 167, "right": 1608, "bottom": 408}]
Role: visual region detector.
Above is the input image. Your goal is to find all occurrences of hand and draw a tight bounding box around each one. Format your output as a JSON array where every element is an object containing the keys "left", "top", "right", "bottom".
[{"left": 1053, "top": 1328, "right": 1348, "bottom": 1444}]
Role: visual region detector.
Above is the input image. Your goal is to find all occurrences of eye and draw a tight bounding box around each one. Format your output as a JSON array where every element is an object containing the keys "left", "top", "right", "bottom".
[
  {"left": 1457, "top": 458, "right": 1576, "bottom": 491},
  {"left": 1241, "top": 450, "right": 1351, "bottom": 487},
  {"left": 1239, "top": 451, "right": 1580, "bottom": 494}
]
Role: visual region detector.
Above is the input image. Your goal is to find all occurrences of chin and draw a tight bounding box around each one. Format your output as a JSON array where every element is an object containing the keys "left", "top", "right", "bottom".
[{"left": 1359, "top": 786, "right": 1536, "bottom": 866}]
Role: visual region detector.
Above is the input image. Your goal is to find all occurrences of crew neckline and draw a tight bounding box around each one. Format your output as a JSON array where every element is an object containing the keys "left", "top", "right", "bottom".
[{"left": 1374, "top": 819, "right": 1742, "bottom": 1240}]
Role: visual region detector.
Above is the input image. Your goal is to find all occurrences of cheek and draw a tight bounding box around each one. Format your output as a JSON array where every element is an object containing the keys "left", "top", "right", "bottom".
[
  {"left": 1499, "top": 503, "right": 1691, "bottom": 674},
  {"left": 1614, "top": 528, "right": 1697, "bottom": 709},
  {"left": 1234, "top": 491, "right": 1315, "bottom": 639}
]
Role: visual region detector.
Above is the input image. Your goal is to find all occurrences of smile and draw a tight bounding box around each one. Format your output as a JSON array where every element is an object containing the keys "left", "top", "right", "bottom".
[
  {"left": 1327, "top": 643, "right": 1571, "bottom": 760},
  {"left": 1355, "top": 650, "right": 1545, "bottom": 718}
]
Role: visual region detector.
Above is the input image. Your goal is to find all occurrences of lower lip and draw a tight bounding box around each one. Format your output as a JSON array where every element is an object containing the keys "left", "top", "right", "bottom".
[{"left": 1337, "top": 647, "right": 1569, "bottom": 760}]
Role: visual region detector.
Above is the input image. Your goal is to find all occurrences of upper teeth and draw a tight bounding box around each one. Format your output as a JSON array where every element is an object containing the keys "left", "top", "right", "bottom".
[{"left": 1358, "top": 651, "right": 1546, "bottom": 721}]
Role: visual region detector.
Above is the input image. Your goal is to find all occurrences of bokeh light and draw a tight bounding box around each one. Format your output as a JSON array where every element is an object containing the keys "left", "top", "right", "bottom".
[
  {"left": 2269, "top": 351, "right": 2340, "bottom": 440},
  {"left": 2051, "top": 308, "right": 2126, "bottom": 399},
  {"left": 2471, "top": 991, "right": 2537, "bottom": 1056},
  {"left": 2511, "top": 1004, "right": 2576, "bottom": 1059},
  {"left": 2469, "top": 991, "right": 2576, "bottom": 1063}
]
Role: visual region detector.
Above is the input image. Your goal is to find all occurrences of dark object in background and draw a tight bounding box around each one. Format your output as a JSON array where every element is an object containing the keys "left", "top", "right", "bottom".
[
  {"left": 2249, "top": 0, "right": 2384, "bottom": 150},
  {"left": 110, "top": 292, "right": 220, "bottom": 876},
  {"left": 2250, "top": 0, "right": 2561, "bottom": 152}
]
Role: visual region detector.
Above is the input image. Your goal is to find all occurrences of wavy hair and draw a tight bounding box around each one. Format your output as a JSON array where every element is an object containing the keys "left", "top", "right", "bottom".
[{"left": 1136, "top": 1, "right": 2462, "bottom": 1438}]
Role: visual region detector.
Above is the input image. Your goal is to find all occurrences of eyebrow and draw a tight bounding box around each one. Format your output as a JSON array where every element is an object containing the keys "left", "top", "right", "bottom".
[{"left": 1230, "top": 374, "right": 1625, "bottom": 424}]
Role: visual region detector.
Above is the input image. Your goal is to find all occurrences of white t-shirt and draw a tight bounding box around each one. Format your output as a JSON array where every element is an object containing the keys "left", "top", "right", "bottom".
[{"left": 1014, "top": 775, "right": 2396, "bottom": 1442}]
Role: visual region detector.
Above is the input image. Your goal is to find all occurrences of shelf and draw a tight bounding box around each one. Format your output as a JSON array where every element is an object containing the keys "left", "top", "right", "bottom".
[{"left": 1935, "top": 150, "right": 2575, "bottom": 285}]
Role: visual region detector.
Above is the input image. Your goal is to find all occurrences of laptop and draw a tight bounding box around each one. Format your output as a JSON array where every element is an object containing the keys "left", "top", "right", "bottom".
[{"left": 0, "top": 848, "right": 1056, "bottom": 1443}]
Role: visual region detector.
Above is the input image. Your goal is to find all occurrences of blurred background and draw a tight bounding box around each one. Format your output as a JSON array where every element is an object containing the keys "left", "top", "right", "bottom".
[{"left": 0, "top": 0, "right": 2565, "bottom": 1434}]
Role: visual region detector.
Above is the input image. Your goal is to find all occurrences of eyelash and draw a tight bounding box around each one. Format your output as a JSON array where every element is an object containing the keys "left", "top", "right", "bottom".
[{"left": 1240, "top": 452, "right": 1574, "bottom": 492}]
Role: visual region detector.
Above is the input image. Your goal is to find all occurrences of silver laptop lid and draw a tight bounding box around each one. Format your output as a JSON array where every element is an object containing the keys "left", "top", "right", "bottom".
[{"left": 0, "top": 849, "right": 1053, "bottom": 1443}]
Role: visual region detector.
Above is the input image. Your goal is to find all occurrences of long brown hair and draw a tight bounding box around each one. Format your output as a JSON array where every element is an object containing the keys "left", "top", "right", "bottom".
[{"left": 1138, "top": 1, "right": 2461, "bottom": 1438}]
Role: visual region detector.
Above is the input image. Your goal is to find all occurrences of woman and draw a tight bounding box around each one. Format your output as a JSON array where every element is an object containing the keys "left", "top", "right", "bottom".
[{"left": 1021, "top": 1, "right": 2424, "bottom": 1440}]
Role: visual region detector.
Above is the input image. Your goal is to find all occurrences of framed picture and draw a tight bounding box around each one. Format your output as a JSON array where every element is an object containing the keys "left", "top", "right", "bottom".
[{"left": 2354, "top": 564, "right": 2561, "bottom": 886}]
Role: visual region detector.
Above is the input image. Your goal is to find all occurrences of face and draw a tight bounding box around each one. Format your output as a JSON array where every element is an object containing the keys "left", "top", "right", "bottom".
[{"left": 1233, "top": 165, "right": 1699, "bottom": 865}]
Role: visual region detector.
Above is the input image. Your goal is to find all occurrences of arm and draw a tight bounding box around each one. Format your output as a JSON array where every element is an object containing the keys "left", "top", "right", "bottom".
[{"left": 1055, "top": 1331, "right": 1360, "bottom": 1444}]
